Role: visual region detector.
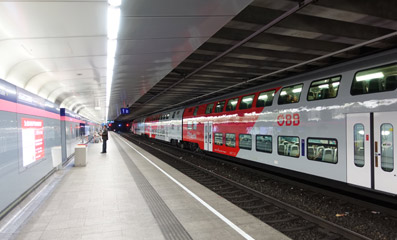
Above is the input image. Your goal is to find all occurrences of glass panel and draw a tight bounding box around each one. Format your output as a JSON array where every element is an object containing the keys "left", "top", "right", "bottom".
[
  {"left": 308, "top": 76, "right": 340, "bottom": 101},
  {"left": 278, "top": 84, "right": 303, "bottom": 105},
  {"left": 239, "top": 95, "right": 255, "bottom": 110},
  {"left": 278, "top": 136, "right": 299, "bottom": 157},
  {"left": 256, "top": 135, "right": 272, "bottom": 153},
  {"left": 225, "top": 133, "right": 236, "bottom": 147},
  {"left": 307, "top": 138, "right": 338, "bottom": 163},
  {"left": 214, "top": 133, "right": 223, "bottom": 145},
  {"left": 215, "top": 101, "right": 225, "bottom": 113},
  {"left": 193, "top": 107, "right": 199, "bottom": 116},
  {"left": 239, "top": 134, "right": 252, "bottom": 150},
  {"left": 354, "top": 124, "right": 365, "bottom": 167},
  {"left": 256, "top": 90, "right": 275, "bottom": 107},
  {"left": 381, "top": 124, "right": 394, "bottom": 172},
  {"left": 205, "top": 103, "right": 214, "bottom": 114},
  {"left": 187, "top": 121, "right": 192, "bottom": 130},
  {"left": 351, "top": 64, "right": 397, "bottom": 95},
  {"left": 193, "top": 122, "right": 198, "bottom": 130},
  {"left": 226, "top": 98, "right": 239, "bottom": 111}
]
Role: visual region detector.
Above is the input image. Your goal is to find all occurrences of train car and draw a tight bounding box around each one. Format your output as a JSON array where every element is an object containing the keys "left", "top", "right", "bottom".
[
  {"left": 132, "top": 117, "right": 146, "bottom": 135},
  {"left": 0, "top": 78, "right": 62, "bottom": 214},
  {"left": 182, "top": 48, "right": 397, "bottom": 196},
  {"left": 143, "top": 108, "right": 184, "bottom": 145}
]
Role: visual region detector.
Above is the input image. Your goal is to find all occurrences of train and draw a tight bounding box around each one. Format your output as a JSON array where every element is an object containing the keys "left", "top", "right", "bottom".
[
  {"left": 131, "top": 48, "right": 397, "bottom": 199},
  {"left": 0, "top": 78, "right": 101, "bottom": 216}
]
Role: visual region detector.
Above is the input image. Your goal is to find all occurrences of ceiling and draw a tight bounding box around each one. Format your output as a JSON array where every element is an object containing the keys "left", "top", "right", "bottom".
[
  {"left": 116, "top": 0, "right": 397, "bottom": 121},
  {"left": 0, "top": 1, "right": 396, "bottom": 123}
]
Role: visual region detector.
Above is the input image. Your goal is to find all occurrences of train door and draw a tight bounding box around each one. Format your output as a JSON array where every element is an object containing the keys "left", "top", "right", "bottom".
[
  {"left": 346, "top": 113, "right": 371, "bottom": 188},
  {"left": 204, "top": 122, "right": 213, "bottom": 151},
  {"left": 347, "top": 112, "right": 397, "bottom": 194},
  {"left": 373, "top": 112, "right": 397, "bottom": 194}
]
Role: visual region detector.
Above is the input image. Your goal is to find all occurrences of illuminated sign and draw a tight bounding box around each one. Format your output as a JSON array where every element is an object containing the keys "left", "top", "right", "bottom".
[
  {"left": 120, "top": 108, "right": 130, "bottom": 114},
  {"left": 21, "top": 118, "right": 45, "bottom": 166}
]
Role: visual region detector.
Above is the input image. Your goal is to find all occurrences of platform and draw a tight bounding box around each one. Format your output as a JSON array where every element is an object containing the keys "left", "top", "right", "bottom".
[{"left": 1, "top": 132, "right": 289, "bottom": 240}]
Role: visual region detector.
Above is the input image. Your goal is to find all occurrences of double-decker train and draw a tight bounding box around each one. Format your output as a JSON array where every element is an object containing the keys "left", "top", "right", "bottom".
[{"left": 131, "top": 49, "right": 397, "bottom": 198}]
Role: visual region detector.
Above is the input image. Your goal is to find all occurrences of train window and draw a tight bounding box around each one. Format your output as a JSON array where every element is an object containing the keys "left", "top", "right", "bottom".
[
  {"left": 226, "top": 98, "right": 239, "bottom": 111},
  {"left": 239, "top": 134, "right": 252, "bottom": 150},
  {"left": 308, "top": 76, "right": 340, "bottom": 101},
  {"left": 206, "top": 103, "right": 214, "bottom": 114},
  {"left": 193, "top": 107, "right": 199, "bottom": 116},
  {"left": 351, "top": 64, "right": 397, "bottom": 95},
  {"left": 225, "top": 133, "right": 236, "bottom": 147},
  {"left": 215, "top": 101, "right": 225, "bottom": 113},
  {"left": 278, "top": 84, "right": 303, "bottom": 105},
  {"left": 256, "top": 90, "right": 275, "bottom": 108},
  {"left": 239, "top": 95, "right": 255, "bottom": 110},
  {"left": 193, "top": 121, "right": 198, "bottom": 130},
  {"left": 354, "top": 124, "right": 365, "bottom": 167},
  {"left": 307, "top": 138, "right": 338, "bottom": 164},
  {"left": 187, "top": 121, "right": 192, "bottom": 130},
  {"left": 172, "top": 112, "right": 176, "bottom": 118},
  {"left": 380, "top": 123, "right": 394, "bottom": 172},
  {"left": 278, "top": 136, "right": 299, "bottom": 157},
  {"left": 214, "top": 133, "right": 223, "bottom": 145},
  {"left": 256, "top": 135, "right": 272, "bottom": 153}
]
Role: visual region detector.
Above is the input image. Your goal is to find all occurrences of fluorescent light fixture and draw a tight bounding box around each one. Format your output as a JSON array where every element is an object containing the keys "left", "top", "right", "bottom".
[
  {"left": 108, "top": 0, "right": 121, "bottom": 7},
  {"left": 230, "top": 100, "right": 238, "bottom": 105},
  {"left": 382, "top": 130, "right": 390, "bottom": 136},
  {"left": 332, "top": 82, "right": 340, "bottom": 87},
  {"left": 319, "top": 84, "right": 329, "bottom": 89},
  {"left": 242, "top": 98, "right": 253, "bottom": 102},
  {"left": 258, "top": 95, "right": 268, "bottom": 100},
  {"left": 105, "top": 0, "right": 121, "bottom": 122},
  {"left": 95, "top": 107, "right": 101, "bottom": 110},
  {"left": 356, "top": 72, "right": 384, "bottom": 82},
  {"left": 280, "top": 91, "right": 287, "bottom": 96},
  {"left": 292, "top": 88, "right": 302, "bottom": 93}
]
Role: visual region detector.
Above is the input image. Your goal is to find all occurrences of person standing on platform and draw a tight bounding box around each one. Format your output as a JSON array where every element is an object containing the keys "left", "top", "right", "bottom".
[{"left": 101, "top": 125, "right": 108, "bottom": 153}]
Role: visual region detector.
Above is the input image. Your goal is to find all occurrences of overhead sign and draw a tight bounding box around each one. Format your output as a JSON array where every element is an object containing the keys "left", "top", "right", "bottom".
[
  {"left": 120, "top": 108, "right": 130, "bottom": 114},
  {"left": 21, "top": 118, "right": 45, "bottom": 166}
]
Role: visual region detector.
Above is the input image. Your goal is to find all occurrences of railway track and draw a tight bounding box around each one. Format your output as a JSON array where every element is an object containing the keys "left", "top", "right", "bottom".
[{"left": 121, "top": 133, "right": 376, "bottom": 240}]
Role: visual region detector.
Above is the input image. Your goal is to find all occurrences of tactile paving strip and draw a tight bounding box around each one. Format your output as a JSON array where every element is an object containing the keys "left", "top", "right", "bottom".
[{"left": 114, "top": 138, "right": 193, "bottom": 240}]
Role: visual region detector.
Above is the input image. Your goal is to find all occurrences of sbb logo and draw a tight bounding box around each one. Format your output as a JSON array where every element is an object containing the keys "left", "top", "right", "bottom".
[{"left": 277, "top": 113, "right": 300, "bottom": 126}]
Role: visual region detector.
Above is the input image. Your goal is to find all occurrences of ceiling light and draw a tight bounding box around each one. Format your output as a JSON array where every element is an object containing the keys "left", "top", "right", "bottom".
[
  {"left": 108, "top": 0, "right": 121, "bottom": 7},
  {"left": 356, "top": 72, "right": 384, "bottom": 82},
  {"left": 106, "top": 0, "right": 121, "bottom": 122}
]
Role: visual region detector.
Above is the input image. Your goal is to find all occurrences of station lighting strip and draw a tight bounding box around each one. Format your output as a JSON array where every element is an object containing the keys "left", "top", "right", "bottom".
[{"left": 106, "top": 0, "right": 121, "bottom": 122}]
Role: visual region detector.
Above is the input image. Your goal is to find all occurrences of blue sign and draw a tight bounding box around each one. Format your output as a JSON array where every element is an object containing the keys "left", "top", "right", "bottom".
[{"left": 120, "top": 108, "right": 130, "bottom": 114}]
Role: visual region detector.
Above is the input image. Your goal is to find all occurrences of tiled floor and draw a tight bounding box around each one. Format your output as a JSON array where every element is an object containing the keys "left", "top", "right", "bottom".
[{"left": 8, "top": 133, "right": 289, "bottom": 240}]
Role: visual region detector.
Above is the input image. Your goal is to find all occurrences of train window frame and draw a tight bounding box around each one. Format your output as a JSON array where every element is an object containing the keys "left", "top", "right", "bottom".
[
  {"left": 215, "top": 100, "right": 226, "bottom": 113},
  {"left": 225, "top": 133, "right": 236, "bottom": 148},
  {"left": 278, "top": 84, "right": 304, "bottom": 105},
  {"left": 277, "top": 136, "right": 300, "bottom": 158},
  {"left": 239, "top": 95, "right": 255, "bottom": 110},
  {"left": 256, "top": 90, "right": 275, "bottom": 108},
  {"left": 205, "top": 103, "right": 214, "bottom": 114},
  {"left": 351, "top": 63, "right": 397, "bottom": 95},
  {"left": 307, "top": 76, "right": 341, "bottom": 101},
  {"left": 226, "top": 98, "right": 239, "bottom": 112},
  {"left": 187, "top": 121, "right": 192, "bottom": 130},
  {"left": 256, "top": 135, "right": 272, "bottom": 153},
  {"left": 214, "top": 133, "right": 223, "bottom": 146},
  {"left": 193, "top": 107, "right": 199, "bottom": 116},
  {"left": 239, "top": 134, "right": 252, "bottom": 150},
  {"left": 306, "top": 137, "right": 338, "bottom": 164}
]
